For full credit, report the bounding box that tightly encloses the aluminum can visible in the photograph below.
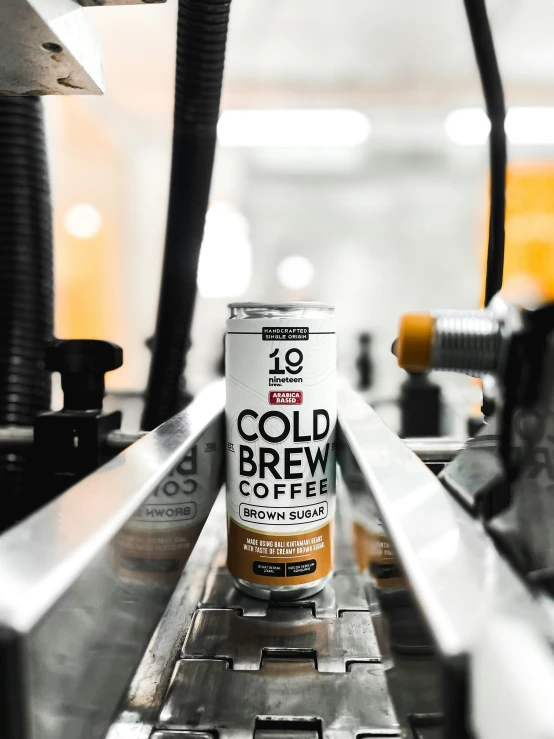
[113,423,223,584]
[225,302,336,599]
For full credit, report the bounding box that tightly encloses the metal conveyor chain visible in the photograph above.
[154,562,400,739]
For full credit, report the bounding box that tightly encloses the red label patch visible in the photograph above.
[268,391,303,405]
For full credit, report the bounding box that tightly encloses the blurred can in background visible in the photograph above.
[113,423,223,584]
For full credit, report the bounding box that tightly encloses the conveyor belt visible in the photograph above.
[107,466,446,739]
[155,489,399,738]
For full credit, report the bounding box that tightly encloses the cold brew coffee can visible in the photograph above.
[225,302,336,600]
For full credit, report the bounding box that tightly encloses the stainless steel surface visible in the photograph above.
[338,380,554,661]
[106,494,228,739]
[0,427,145,451]
[107,430,148,450]
[199,567,371,619]
[471,612,554,739]
[438,419,504,514]
[159,659,398,738]
[78,0,165,4]
[233,575,332,601]
[0,381,224,739]
[182,608,380,672]
[153,734,320,739]
[4,0,103,95]
[3,0,165,95]
[255,731,319,739]
[404,438,465,463]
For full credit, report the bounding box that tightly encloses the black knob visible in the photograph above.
[46,340,123,411]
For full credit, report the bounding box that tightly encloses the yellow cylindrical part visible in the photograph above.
[395,313,435,372]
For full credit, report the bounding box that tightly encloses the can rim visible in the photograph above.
[228,301,334,310]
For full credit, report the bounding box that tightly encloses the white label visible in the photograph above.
[226,316,337,535]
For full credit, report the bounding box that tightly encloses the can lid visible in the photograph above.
[228,301,333,310]
[228,302,334,319]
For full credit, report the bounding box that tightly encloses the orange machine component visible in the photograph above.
[395,313,434,372]
[485,164,554,305]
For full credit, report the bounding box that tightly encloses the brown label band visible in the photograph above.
[352,521,406,589]
[227,517,333,586]
[113,520,206,584]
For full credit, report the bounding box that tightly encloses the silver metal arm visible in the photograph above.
[339,381,551,657]
[0,381,224,739]
[5,0,166,96]
[338,381,554,737]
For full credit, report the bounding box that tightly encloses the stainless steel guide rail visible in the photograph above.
[338,382,554,738]
[0,381,225,739]
[339,382,554,658]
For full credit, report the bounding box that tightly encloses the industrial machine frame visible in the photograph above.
[0,381,551,739]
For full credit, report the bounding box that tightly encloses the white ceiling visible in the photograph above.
[87,0,554,121]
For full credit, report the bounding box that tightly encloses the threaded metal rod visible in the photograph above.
[431,310,502,374]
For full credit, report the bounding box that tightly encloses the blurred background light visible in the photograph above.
[217,109,371,148]
[506,107,554,145]
[64,203,103,239]
[444,108,491,145]
[197,203,252,299]
[277,255,315,290]
[446,107,554,145]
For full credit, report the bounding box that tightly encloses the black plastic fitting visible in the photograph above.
[46,339,123,411]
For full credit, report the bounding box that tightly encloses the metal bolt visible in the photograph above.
[431,310,502,375]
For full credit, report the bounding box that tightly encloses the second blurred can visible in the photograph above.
[225,302,337,600]
[113,422,223,584]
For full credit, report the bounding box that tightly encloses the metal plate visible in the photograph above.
[404,439,464,463]
[79,0,165,4]
[4,0,103,95]
[338,381,554,660]
[182,608,380,672]
[159,659,399,738]
[255,730,319,739]
[153,732,319,739]
[2,0,166,95]
[105,495,228,739]
[199,567,371,619]
[0,382,224,739]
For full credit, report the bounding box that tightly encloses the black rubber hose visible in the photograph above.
[0,98,54,511]
[463,0,507,305]
[141,0,232,430]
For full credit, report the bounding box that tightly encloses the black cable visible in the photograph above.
[142,0,232,430]
[0,98,54,525]
[463,0,507,305]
